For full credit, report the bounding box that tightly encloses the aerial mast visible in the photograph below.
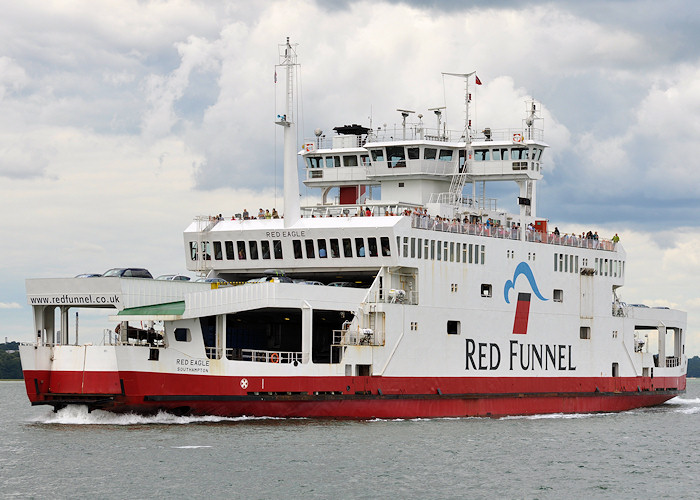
[276,37,301,227]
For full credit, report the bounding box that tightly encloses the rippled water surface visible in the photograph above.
[1,380,699,499]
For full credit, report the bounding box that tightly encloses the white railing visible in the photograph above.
[411,215,616,251]
[225,348,306,364]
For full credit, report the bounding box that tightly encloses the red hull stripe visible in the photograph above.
[23,369,686,418]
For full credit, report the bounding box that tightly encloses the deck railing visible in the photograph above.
[225,348,306,364]
[411,215,616,251]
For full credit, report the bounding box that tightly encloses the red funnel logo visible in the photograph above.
[512,292,531,335]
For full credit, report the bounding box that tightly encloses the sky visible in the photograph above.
[1,0,700,353]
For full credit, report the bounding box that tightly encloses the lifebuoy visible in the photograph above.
[270,353,279,363]
[513,133,523,142]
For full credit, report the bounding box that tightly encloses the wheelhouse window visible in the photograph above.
[424,148,437,160]
[360,154,370,166]
[407,147,419,160]
[189,242,198,261]
[343,155,358,167]
[473,149,490,161]
[439,149,453,161]
[174,328,191,342]
[386,146,406,168]
[306,156,322,169]
[201,241,211,260]
[325,155,340,168]
[370,149,385,162]
[342,238,353,257]
[213,241,223,260]
[511,148,528,160]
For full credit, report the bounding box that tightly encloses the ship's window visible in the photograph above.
[174,328,191,342]
[439,149,453,161]
[447,320,461,335]
[343,155,358,167]
[492,149,501,161]
[536,148,543,161]
[501,149,509,160]
[580,326,591,339]
[398,182,404,187]
[424,148,437,160]
[330,238,340,258]
[474,149,490,161]
[554,253,558,271]
[261,240,271,259]
[325,156,340,168]
[612,362,619,377]
[416,238,422,259]
[463,243,468,263]
[343,238,353,257]
[381,237,391,257]
[511,148,527,160]
[407,147,420,160]
[236,241,246,260]
[189,241,198,261]
[424,239,430,260]
[474,244,479,264]
[306,156,322,169]
[318,239,327,258]
[430,240,435,260]
[449,242,455,262]
[386,146,406,168]
[370,149,385,162]
[481,284,492,298]
[444,243,449,261]
[553,289,563,302]
[355,238,365,257]
[455,242,460,263]
[360,154,370,166]
[459,150,466,171]
[468,244,473,263]
[436,241,442,261]
[305,239,315,258]
[201,241,211,260]
[248,241,259,260]
[410,238,416,258]
[293,240,303,259]
[225,241,235,260]
[368,237,378,257]
[273,240,283,259]
[213,241,223,260]
[481,245,486,264]
[403,237,408,257]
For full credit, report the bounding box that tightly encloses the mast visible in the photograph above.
[443,71,476,207]
[276,37,301,227]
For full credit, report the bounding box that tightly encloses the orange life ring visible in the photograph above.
[513,133,523,142]
[270,353,279,363]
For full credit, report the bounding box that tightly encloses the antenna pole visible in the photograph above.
[277,37,301,227]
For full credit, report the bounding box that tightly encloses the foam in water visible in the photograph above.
[31,405,283,425]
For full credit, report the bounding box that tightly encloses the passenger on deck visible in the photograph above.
[272,208,279,218]
[258,208,265,219]
[243,209,250,220]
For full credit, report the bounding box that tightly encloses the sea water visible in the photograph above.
[1,379,698,499]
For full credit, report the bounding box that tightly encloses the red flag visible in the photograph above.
[475,75,482,85]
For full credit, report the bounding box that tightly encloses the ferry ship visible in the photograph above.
[20,39,687,418]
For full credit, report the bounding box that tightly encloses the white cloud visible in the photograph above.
[0,302,21,309]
